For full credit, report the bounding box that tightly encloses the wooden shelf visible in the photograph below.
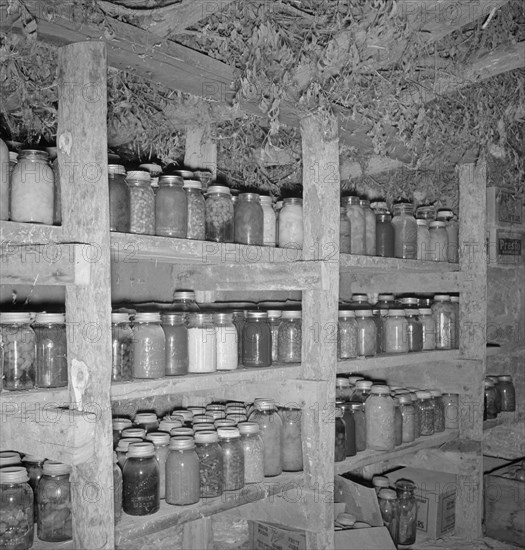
[338,349,460,371]
[0,220,64,244]
[339,254,461,273]
[334,429,459,473]
[115,471,303,544]
[483,412,522,431]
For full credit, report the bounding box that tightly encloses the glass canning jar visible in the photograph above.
[430,390,445,433]
[111,313,133,382]
[355,310,377,357]
[213,313,238,371]
[116,439,143,470]
[134,412,159,433]
[10,149,54,224]
[242,311,271,367]
[217,427,244,491]
[277,310,302,363]
[351,380,373,403]
[337,310,357,359]
[334,408,346,462]
[428,221,448,262]
[22,455,44,523]
[497,375,516,412]
[484,380,498,420]
[122,442,159,515]
[187,313,217,373]
[127,170,155,235]
[395,480,417,546]
[238,422,264,483]
[405,309,423,352]
[132,312,165,378]
[194,431,223,498]
[348,293,372,310]
[417,391,434,436]
[37,461,72,542]
[0,312,36,390]
[205,185,234,242]
[378,489,399,546]
[360,199,376,255]
[376,212,395,257]
[145,431,170,499]
[161,313,188,376]
[365,385,395,451]
[336,377,353,401]
[280,407,303,471]
[419,308,436,350]
[431,295,454,350]
[417,218,431,260]
[183,180,206,240]
[234,193,264,245]
[342,196,365,255]
[165,436,200,506]
[339,402,356,457]
[33,312,67,388]
[278,198,303,249]
[442,393,459,429]
[393,397,403,446]
[437,209,459,263]
[260,196,276,246]
[339,207,351,254]
[251,399,283,476]
[172,290,199,318]
[112,417,133,448]
[392,203,417,259]
[108,164,130,232]
[0,467,34,549]
[267,310,282,363]
[155,175,187,238]
[399,394,416,443]
[350,402,366,452]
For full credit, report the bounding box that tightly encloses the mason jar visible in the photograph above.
[392,203,417,259]
[132,312,165,378]
[122,442,159,515]
[213,313,238,371]
[145,431,170,499]
[351,379,373,403]
[416,205,435,222]
[116,438,146,469]
[108,164,130,232]
[428,221,449,262]
[217,427,244,491]
[194,431,223,498]
[355,310,377,357]
[417,218,431,260]
[187,313,216,373]
[338,310,357,359]
[342,196,365,255]
[278,198,303,249]
[334,407,346,462]
[419,308,436,350]
[429,389,445,433]
[366,385,395,451]
[238,422,264,484]
[205,185,234,242]
[155,174,187,238]
[376,212,395,257]
[259,196,276,246]
[450,295,459,349]
[484,380,498,420]
[161,313,188,376]
[431,295,454,350]
[183,180,206,240]
[437,209,459,263]
[417,391,435,435]
[339,207,351,254]
[0,452,21,470]
[360,199,376,256]
[378,489,399,546]
[277,310,302,363]
[134,412,159,433]
[234,193,264,245]
[497,375,516,412]
[267,310,282,363]
[339,402,356,457]
[336,377,352,401]
[251,398,283,476]
[33,312,67,388]
[399,394,416,443]
[242,311,271,367]
[372,475,390,494]
[442,393,459,429]
[350,402,366,452]
[22,455,44,523]
[172,290,199,319]
[128,170,155,235]
[113,452,122,524]
[111,312,133,382]
[165,436,200,505]
[274,200,283,242]
[232,310,246,364]
[280,407,303,471]
[405,309,423,352]
[395,480,417,546]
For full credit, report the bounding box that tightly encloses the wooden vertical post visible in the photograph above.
[457,160,487,539]
[58,42,114,549]
[184,124,217,178]
[300,112,340,550]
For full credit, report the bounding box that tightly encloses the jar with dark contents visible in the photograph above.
[417,391,434,436]
[395,479,417,546]
[450,296,459,349]
[392,203,417,259]
[339,402,356,457]
[378,489,399,546]
[165,436,200,506]
[484,380,498,420]
[267,310,282,363]
[116,438,142,469]
[183,180,206,240]
[405,309,423,352]
[22,455,44,523]
[112,417,133,449]
[334,407,346,462]
[360,199,376,256]
[205,185,234,242]
[429,390,445,432]
[108,164,130,232]
[497,375,516,412]
[339,207,351,254]
[217,427,244,491]
[195,431,223,498]
[242,311,272,367]
[37,461,72,541]
[351,402,366,452]
[336,378,353,401]
[0,467,34,549]
[111,312,133,382]
[431,295,454,350]
[393,397,403,446]
[113,452,122,524]
[337,310,357,359]
[132,312,166,378]
[251,399,283,476]
[234,193,264,245]
[33,312,68,388]
[134,412,159,433]
[355,310,377,357]
[277,310,302,363]
[376,212,395,257]
[161,313,188,376]
[351,380,373,403]
[146,431,170,500]
[127,171,155,235]
[280,407,303,471]
[410,393,421,437]
[155,174,187,238]
[122,442,159,516]
[238,422,264,484]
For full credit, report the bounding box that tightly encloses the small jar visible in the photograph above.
[428,221,449,262]
[165,436,200,505]
[383,309,408,353]
[132,312,166,378]
[260,196,276,246]
[0,312,36,390]
[405,309,423,352]
[187,313,217,373]
[251,399,283,476]
[360,199,376,256]
[280,407,303,471]
[355,310,377,357]
[10,149,54,224]
[339,402,356,457]
[442,393,459,429]
[417,391,434,436]
[277,310,302,363]
[111,313,133,382]
[213,313,238,371]
[108,164,130,232]
[218,427,244,491]
[116,438,142,469]
[392,203,417,259]
[378,489,399,546]
[419,308,436,350]
[161,313,188,376]
[155,174,187,237]
[183,180,206,240]
[395,479,417,546]
[134,412,159,433]
[375,212,395,257]
[431,295,454,350]
[205,185,234,242]
[351,380,373,403]
[128,170,155,235]
[194,431,224,498]
[372,476,390,494]
[416,218,431,260]
[337,310,357,359]
[0,452,21,469]
[242,311,272,367]
[366,385,395,450]
[112,417,133,448]
[484,380,498,420]
[437,209,459,263]
[238,422,264,484]
[278,198,303,249]
[122,442,160,515]
[399,395,416,443]
[234,193,264,245]
[37,461,72,541]
[496,375,516,412]
[334,407,346,462]
[0,467,34,549]
[430,390,445,433]
[113,452,122,524]
[33,312,68,388]
[339,207,351,254]
[146,431,170,499]
[22,455,44,523]
[342,196,365,255]
[172,290,200,319]
[267,310,282,363]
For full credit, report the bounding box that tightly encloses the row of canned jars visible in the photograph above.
[112,398,302,516]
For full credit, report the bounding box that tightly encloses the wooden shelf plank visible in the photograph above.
[335,429,459,473]
[483,412,523,431]
[115,472,304,544]
[339,254,461,272]
[0,220,64,244]
[338,349,459,371]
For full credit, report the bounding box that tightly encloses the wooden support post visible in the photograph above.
[184,124,217,178]
[300,112,340,550]
[58,42,114,548]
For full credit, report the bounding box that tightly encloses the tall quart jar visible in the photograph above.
[0,467,34,549]
[334,407,346,462]
[351,402,366,452]
[146,431,170,499]
[0,312,36,390]
[33,312,67,388]
[419,308,436,350]
[442,393,459,429]
[22,455,44,523]
[194,431,223,498]
[416,218,431,260]
[187,313,217,373]
[339,206,351,254]
[165,436,200,506]
[339,402,356,457]
[37,461,72,541]
[428,221,449,262]
[395,479,418,546]
[497,375,516,412]
[0,138,8,220]
[337,310,357,359]
[360,199,376,255]
[116,438,141,469]
[10,149,54,224]
[111,312,133,382]
[205,185,234,242]
[431,295,454,350]
[235,193,264,245]
[437,209,459,263]
[277,310,302,363]
[213,313,238,371]
[430,390,445,433]
[128,170,155,235]
[155,175,187,238]
[376,212,395,257]
[274,200,283,242]
[417,391,434,436]
[355,310,377,357]
[365,385,395,451]
[267,310,282,363]
[251,398,283,476]
[232,310,245,364]
[218,427,244,491]
[484,380,498,420]
[405,309,423,352]
[122,442,159,515]
[132,312,165,378]
[242,311,271,367]
[260,196,276,246]
[375,294,395,352]
[399,394,416,443]
[378,489,399,546]
[161,313,188,376]
[281,407,303,471]
[108,164,130,232]
[392,203,417,259]
[278,198,303,249]
[238,422,264,483]
[183,180,206,240]
[343,196,365,255]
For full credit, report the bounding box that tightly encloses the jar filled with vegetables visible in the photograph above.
[238,422,264,484]
[132,312,165,378]
[342,196,365,255]
[338,310,357,359]
[165,436,200,506]
[429,389,445,432]
[259,196,276,246]
[334,407,346,462]
[339,207,351,254]
[251,398,283,476]
[392,203,417,259]
[405,309,423,352]
[431,295,454,350]
[419,308,436,350]
[161,313,188,376]
[108,164,130,232]
[242,311,272,367]
[218,427,244,491]
[194,431,223,498]
[366,385,395,451]
[183,180,206,240]
[187,313,217,373]
[360,199,376,256]
[280,407,303,471]
[213,313,238,371]
[146,431,170,499]
[111,313,133,382]
[122,442,159,515]
[416,391,434,436]
[437,209,459,263]
[155,175,187,238]
[33,312,67,388]
[376,212,395,257]
[355,310,377,357]
[22,455,44,523]
[277,310,302,363]
[205,185,234,242]
[278,198,303,249]
[234,193,264,245]
[128,170,155,235]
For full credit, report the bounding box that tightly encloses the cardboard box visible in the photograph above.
[386,467,457,539]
